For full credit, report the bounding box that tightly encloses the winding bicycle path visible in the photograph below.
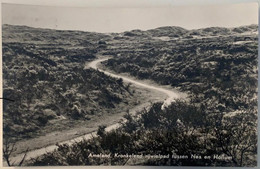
[7,57,185,166]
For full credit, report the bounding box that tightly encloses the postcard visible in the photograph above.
[1,0,258,167]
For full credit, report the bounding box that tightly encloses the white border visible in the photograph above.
[0,0,259,169]
[0,0,258,7]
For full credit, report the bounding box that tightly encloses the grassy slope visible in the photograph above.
[2,24,162,147]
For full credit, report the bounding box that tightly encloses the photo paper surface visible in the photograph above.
[1,1,258,167]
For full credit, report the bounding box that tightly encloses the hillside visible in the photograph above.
[105,25,258,102]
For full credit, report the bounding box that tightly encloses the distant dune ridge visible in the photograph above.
[3,24,258,40]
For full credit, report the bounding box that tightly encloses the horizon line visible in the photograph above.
[2,23,258,34]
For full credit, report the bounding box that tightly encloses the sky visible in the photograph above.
[2,2,258,33]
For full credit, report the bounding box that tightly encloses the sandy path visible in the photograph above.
[7,57,185,166]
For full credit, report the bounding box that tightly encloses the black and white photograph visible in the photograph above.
[1,0,258,167]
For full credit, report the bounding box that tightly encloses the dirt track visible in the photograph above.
[7,57,186,166]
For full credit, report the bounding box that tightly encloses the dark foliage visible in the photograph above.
[2,25,133,140]
[3,24,257,167]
